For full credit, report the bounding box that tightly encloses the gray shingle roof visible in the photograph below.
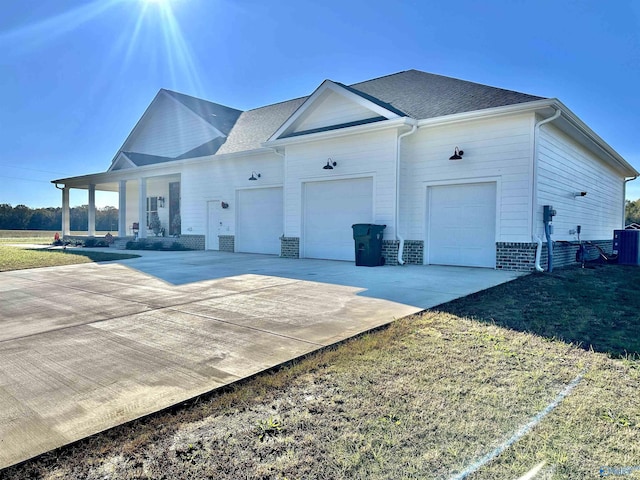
[215,97,307,155]
[162,89,242,136]
[350,69,545,119]
[123,152,175,167]
[134,70,545,162]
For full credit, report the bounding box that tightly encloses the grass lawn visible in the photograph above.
[1,265,639,479]
[0,246,139,271]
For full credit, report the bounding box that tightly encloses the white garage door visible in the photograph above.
[427,182,496,268]
[304,178,373,261]
[236,187,283,255]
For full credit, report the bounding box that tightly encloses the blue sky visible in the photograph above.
[1,0,639,208]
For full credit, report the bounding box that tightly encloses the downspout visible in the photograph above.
[396,120,418,265]
[532,108,561,272]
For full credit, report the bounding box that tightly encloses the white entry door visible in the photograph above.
[427,182,496,268]
[206,200,220,250]
[303,177,373,261]
[236,187,283,254]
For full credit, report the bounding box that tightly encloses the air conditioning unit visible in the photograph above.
[613,230,640,265]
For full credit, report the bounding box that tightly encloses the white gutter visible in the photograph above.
[395,121,418,265]
[531,108,562,239]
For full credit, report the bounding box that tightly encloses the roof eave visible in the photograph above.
[417,98,638,177]
[263,117,415,148]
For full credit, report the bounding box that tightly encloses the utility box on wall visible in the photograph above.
[613,230,640,265]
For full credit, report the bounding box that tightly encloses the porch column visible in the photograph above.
[61,187,70,236]
[118,180,127,237]
[138,177,148,238]
[88,184,96,237]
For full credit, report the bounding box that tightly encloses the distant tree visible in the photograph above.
[626,199,640,226]
[0,204,118,231]
[96,206,119,232]
[11,205,32,230]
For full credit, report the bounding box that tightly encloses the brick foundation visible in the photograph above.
[218,235,235,252]
[280,237,300,258]
[497,239,614,271]
[381,240,424,266]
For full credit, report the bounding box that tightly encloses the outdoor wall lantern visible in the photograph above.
[157,196,165,208]
[221,201,229,209]
[248,171,261,181]
[323,158,337,170]
[449,147,464,160]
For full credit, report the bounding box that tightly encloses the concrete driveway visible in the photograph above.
[0,250,521,469]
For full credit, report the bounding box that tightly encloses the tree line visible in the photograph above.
[1,200,639,232]
[627,199,640,226]
[0,204,119,232]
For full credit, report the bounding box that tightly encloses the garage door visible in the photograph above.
[236,187,283,254]
[427,182,496,268]
[303,178,373,261]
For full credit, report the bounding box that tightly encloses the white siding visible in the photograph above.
[537,124,624,240]
[125,94,220,158]
[283,129,398,240]
[293,91,379,133]
[402,113,534,243]
[180,153,284,237]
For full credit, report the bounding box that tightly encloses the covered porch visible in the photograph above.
[52,171,181,240]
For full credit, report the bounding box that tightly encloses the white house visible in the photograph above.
[52,69,638,271]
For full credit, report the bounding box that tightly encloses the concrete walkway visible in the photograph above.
[0,250,521,469]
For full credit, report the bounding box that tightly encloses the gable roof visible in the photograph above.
[111,70,547,164]
[349,69,544,120]
[268,79,404,141]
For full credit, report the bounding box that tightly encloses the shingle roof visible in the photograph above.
[349,69,545,119]
[215,97,307,155]
[123,151,175,167]
[162,89,242,136]
[135,70,545,161]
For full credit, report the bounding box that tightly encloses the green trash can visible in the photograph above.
[352,224,386,266]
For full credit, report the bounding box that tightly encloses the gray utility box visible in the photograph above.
[613,229,640,265]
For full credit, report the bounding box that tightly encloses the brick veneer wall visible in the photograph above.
[381,240,424,266]
[497,239,614,271]
[218,235,235,252]
[280,237,300,258]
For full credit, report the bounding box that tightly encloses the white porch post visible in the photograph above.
[138,177,148,238]
[61,187,70,236]
[88,184,96,236]
[118,180,127,237]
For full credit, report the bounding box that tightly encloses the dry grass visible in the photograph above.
[0,245,139,271]
[1,266,639,479]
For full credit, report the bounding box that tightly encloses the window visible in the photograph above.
[146,197,158,227]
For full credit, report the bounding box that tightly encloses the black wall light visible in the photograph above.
[449,147,464,160]
[248,171,261,181]
[323,159,337,170]
[221,201,229,209]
